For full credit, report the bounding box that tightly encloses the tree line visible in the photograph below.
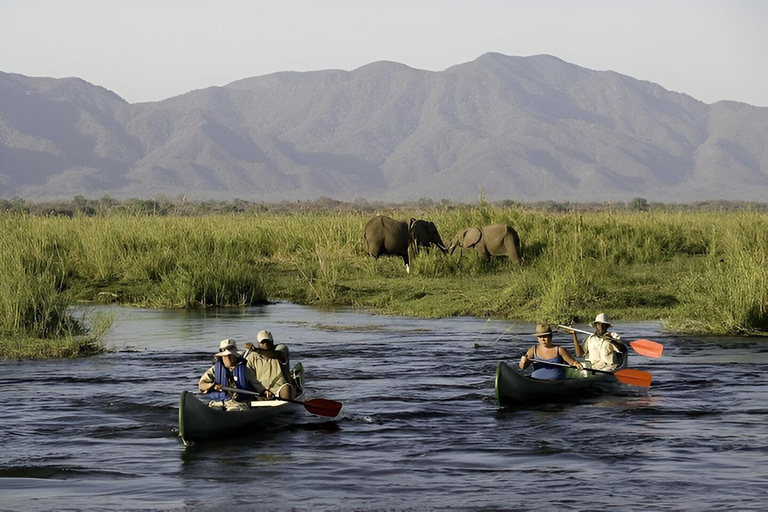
[3,195,768,217]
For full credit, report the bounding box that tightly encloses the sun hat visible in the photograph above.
[591,313,613,327]
[531,323,555,336]
[257,330,274,343]
[215,339,238,357]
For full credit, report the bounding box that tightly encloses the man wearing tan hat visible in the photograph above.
[244,330,295,399]
[564,313,627,371]
[199,339,268,410]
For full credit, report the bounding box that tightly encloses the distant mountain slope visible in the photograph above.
[1,53,767,202]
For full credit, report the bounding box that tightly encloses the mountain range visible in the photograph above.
[1,52,767,202]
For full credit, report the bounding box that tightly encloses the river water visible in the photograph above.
[0,302,766,511]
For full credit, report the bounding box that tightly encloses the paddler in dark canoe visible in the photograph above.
[198,339,272,410]
[562,313,628,371]
[519,323,584,379]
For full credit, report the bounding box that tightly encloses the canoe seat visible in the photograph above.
[291,362,304,395]
[275,343,297,390]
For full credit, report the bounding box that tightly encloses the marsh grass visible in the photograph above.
[3,205,768,359]
[672,213,768,334]
[0,217,81,339]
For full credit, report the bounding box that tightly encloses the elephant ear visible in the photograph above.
[465,227,482,247]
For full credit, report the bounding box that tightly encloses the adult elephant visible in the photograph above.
[449,225,522,264]
[363,216,447,273]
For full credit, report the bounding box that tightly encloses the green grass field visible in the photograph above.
[2,203,768,358]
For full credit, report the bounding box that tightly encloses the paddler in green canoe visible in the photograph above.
[520,323,584,379]
[563,313,628,371]
[198,339,271,411]
[243,330,295,400]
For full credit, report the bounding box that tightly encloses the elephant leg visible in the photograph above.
[504,237,521,263]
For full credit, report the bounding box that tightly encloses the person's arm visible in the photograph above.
[519,347,535,369]
[558,347,584,370]
[198,366,217,393]
[563,328,585,357]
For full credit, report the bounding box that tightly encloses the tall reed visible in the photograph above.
[3,205,768,350]
[0,215,98,357]
[672,213,768,334]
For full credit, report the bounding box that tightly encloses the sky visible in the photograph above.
[1,0,767,106]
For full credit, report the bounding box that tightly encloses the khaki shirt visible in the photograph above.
[245,350,288,394]
[581,333,624,371]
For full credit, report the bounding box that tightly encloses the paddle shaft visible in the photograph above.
[220,386,342,417]
[557,325,601,337]
[531,358,612,375]
[530,359,652,387]
[557,324,663,358]
[220,386,300,404]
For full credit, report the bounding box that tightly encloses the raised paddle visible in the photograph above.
[220,386,342,417]
[530,359,653,387]
[627,339,664,358]
[557,324,664,358]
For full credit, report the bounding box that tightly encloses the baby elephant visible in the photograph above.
[449,225,522,264]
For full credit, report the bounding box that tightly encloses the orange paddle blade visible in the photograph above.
[303,398,343,417]
[630,339,664,358]
[614,368,653,387]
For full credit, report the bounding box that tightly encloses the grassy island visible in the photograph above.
[2,196,768,358]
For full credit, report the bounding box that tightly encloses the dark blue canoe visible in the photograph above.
[495,361,623,407]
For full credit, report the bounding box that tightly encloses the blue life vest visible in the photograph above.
[208,357,258,402]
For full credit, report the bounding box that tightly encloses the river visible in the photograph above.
[0,302,766,511]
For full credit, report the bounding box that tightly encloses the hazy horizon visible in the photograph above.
[1,0,767,106]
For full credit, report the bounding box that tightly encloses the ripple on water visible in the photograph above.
[1,304,767,510]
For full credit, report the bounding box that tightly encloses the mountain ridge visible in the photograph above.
[1,53,766,202]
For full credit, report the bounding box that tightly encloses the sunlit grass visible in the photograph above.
[2,205,768,360]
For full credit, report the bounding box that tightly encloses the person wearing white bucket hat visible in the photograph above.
[198,339,268,410]
[562,313,627,371]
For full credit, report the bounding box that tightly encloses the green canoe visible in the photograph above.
[495,361,623,407]
[179,363,306,445]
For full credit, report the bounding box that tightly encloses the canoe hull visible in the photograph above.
[495,361,621,407]
[179,391,305,445]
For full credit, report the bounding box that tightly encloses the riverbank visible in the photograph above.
[2,202,767,358]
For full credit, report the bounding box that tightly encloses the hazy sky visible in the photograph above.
[2,0,766,106]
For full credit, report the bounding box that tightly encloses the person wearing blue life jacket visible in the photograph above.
[519,324,583,380]
[198,339,269,411]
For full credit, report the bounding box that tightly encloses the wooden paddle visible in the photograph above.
[557,324,664,358]
[220,386,342,417]
[531,359,653,387]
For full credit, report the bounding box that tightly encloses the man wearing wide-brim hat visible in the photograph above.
[198,339,268,410]
[562,313,627,371]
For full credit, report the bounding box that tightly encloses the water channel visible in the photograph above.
[0,302,766,510]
